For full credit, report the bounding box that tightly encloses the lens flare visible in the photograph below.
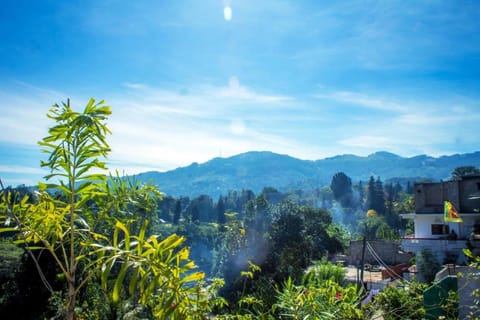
[224,6,232,21]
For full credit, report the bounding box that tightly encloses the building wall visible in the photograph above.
[414,176,480,213]
[459,176,480,212]
[434,266,480,319]
[412,177,480,240]
[413,215,465,238]
[414,181,460,213]
[348,240,413,266]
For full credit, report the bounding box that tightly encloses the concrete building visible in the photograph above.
[401,175,480,265]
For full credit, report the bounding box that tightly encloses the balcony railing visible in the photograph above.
[400,237,467,253]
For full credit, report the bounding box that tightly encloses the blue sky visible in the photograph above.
[1,0,479,187]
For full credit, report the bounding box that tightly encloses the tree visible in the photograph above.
[367,176,386,215]
[187,194,214,222]
[255,193,271,234]
[330,172,353,207]
[302,206,343,260]
[417,249,441,283]
[265,201,309,282]
[0,99,208,319]
[374,177,386,215]
[452,166,480,179]
[367,176,376,211]
[173,199,181,224]
[356,180,365,208]
[406,181,413,194]
[217,196,226,224]
[31,98,112,319]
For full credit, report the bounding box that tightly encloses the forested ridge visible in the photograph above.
[134,150,480,199]
[1,99,479,319]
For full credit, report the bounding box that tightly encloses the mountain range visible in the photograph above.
[134,151,480,199]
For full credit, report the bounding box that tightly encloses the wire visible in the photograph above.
[366,241,405,280]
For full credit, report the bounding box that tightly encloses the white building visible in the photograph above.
[401,176,480,265]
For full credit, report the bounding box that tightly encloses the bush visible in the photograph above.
[366,281,427,320]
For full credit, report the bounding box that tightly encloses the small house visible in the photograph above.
[401,175,480,265]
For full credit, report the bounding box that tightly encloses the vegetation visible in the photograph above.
[417,249,442,284]
[1,98,477,319]
[366,281,427,320]
[463,249,480,319]
[330,172,354,207]
[451,166,480,179]
[0,99,209,319]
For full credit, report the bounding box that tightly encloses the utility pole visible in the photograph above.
[360,235,366,291]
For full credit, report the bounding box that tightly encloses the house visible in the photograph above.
[401,175,480,265]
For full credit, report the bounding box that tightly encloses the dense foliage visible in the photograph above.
[365,281,427,320]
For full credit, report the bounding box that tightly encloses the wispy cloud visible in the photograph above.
[0,83,66,145]
[289,1,480,72]
[215,76,290,103]
[317,91,406,112]
[311,88,480,157]
[0,165,46,175]
[338,135,391,149]
[98,78,298,173]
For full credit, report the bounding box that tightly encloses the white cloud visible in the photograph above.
[229,119,246,135]
[338,135,391,149]
[314,89,480,157]
[317,90,406,112]
[102,78,297,173]
[0,92,55,145]
[215,76,290,103]
[0,165,46,175]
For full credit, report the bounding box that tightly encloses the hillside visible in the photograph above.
[134,151,480,198]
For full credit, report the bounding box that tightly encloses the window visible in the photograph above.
[431,224,449,235]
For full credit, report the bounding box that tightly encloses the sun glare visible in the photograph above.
[229,119,246,135]
[224,6,232,21]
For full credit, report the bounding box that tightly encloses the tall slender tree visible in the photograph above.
[173,199,181,224]
[217,196,226,224]
[330,172,353,207]
[374,177,386,215]
[367,176,376,211]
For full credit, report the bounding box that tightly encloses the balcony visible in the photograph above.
[400,237,469,264]
[401,237,467,252]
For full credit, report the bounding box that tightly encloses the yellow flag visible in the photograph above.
[444,201,462,223]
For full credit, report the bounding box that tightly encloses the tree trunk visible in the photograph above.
[66,278,76,320]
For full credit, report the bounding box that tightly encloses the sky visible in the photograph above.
[1,0,480,187]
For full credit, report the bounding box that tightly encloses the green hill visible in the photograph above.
[134,151,480,198]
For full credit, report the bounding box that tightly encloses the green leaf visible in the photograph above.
[181,271,205,283]
[0,227,19,233]
[112,260,129,303]
[137,220,149,255]
[114,220,130,250]
[101,259,115,291]
[128,269,139,296]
